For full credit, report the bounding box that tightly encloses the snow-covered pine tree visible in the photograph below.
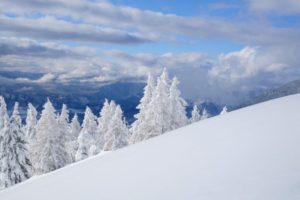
[102,100,118,151]
[58,104,70,134]
[70,114,81,138]
[25,103,38,165]
[160,67,171,86]
[68,114,81,161]
[220,106,228,115]
[24,103,38,140]
[0,102,31,188]
[144,69,172,139]
[31,99,70,174]
[0,96,8,130]
[109,101,117,117]
[0,96,9,188]
[58,104,75,162]
[201,108,209,120]
[130,73,155,144]
[104,105,129,151]
[96,99,111,150]
[75,107,97,161]
[169,77,188,129]
[191,105,201,123]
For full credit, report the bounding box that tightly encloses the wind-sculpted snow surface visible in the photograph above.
[1,95,300,200]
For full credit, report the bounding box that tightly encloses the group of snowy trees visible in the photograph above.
[0,68,217,189]
[76,100,130,161]
[130,68,209,143]
[0,100,31,188]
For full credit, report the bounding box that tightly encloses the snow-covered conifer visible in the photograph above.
[169,77,188,129]
[160,67,171,87]
[67,114,81,161]
[191,105,201,123]
[31,99,70,174]
[0,96,9,188]
[109,101,117,116]
[104,105,129,151]
[96,99,111,149]
[0,102,31,188]
[24,103,38,140]
[25,103,38,165]
[220,106,228,115]
[201,109,209,120]
[130,74,155,143]
[58,104,70,134]
[70,114,81,138]
[75,107,97,161]
[88,145,98,156]
[58,104,75,159]
[145,72,172,139]
[0,96,8,130]
[102,100,119,151]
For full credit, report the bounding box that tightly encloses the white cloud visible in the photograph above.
[207,45,300,102]
[208,47,290,82]
[248,0,300,15]
[0,15,150,44]
[33,73,56,83]
[0,0,299,46]
[209,47,258,81]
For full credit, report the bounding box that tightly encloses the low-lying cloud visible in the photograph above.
[1,37,299,104]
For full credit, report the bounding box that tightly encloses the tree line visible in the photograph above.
[0,68,225,189]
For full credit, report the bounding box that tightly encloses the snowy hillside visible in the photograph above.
[1,94,300,200]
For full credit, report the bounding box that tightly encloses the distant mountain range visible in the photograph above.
[0,76,224,124]
[1,70,299,124]
[0,74,144,123]
[237,79,300,109]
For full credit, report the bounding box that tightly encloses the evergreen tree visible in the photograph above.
[102,101,118,151]
[145,71,172,139]
[160,67,171,87]
[104,105,129,151]
[96,99,111,150]
[220,106,228,115]
[201,109,209,120]
[109,101,117,117]
[169,77,188,129]
[0,96,8,130]
[0,96,9,188]
[130,74,155,144]
[0,102,31,188]
[75,107,97,161]
[25,103,38,140]
[58,104,70,135]
[31,99,70,174]
[68,114,81,161]
[191,105,201,123]
[25,103,38,165]
[70,114,81,139]
[58,104,75,162]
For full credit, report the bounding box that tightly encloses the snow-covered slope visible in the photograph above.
[1,94,300,200]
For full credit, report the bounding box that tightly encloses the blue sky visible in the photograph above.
[84,0,248,54]
[0,0,299,103]
[112,0,206,15]
[111,0,243,17]
[59,0,299,54]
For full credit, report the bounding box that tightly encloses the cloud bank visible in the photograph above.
[0,0,299,104]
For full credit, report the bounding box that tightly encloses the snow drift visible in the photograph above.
[1,94,300,200]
